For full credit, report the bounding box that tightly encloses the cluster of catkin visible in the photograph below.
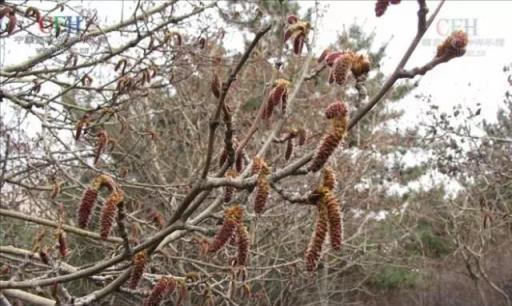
[305,168,343,271]
[318,50,371,86]
[77,174,124,240]
[308,101,349,172]
[128,252,186,306]
[208,205,250,266]
[252,157,271,215]
[263,79,290,120]
[74,112,115,165]
[284,15,311,55]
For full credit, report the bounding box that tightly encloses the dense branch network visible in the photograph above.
[0,1,478,305]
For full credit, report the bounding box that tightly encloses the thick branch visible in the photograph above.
[0,209,123,243]
[397,53,459,78]
[1,290,54,306]
[270,182,310,205]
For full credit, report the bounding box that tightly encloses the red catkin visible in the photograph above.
[323,189,343,251]
[99,190,124,239]
[252,157,270,214]
[305,202,328,271]
[332,54,352,86]
[293,32,305,55]
[254,175,270,215]
[236,224,250,266]
[309,101,348,172]
[235,151,245,173]
[264,79,289,119]
[219,148,228,167]
[283,21,311,54]
[77,188,98,228]
[208,205,243,253]
[128,250,148,289]
[324,101,348,119]
[144,277,176,306]
[309,133,342,173]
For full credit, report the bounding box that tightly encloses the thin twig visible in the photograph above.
[201,24,272,179]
